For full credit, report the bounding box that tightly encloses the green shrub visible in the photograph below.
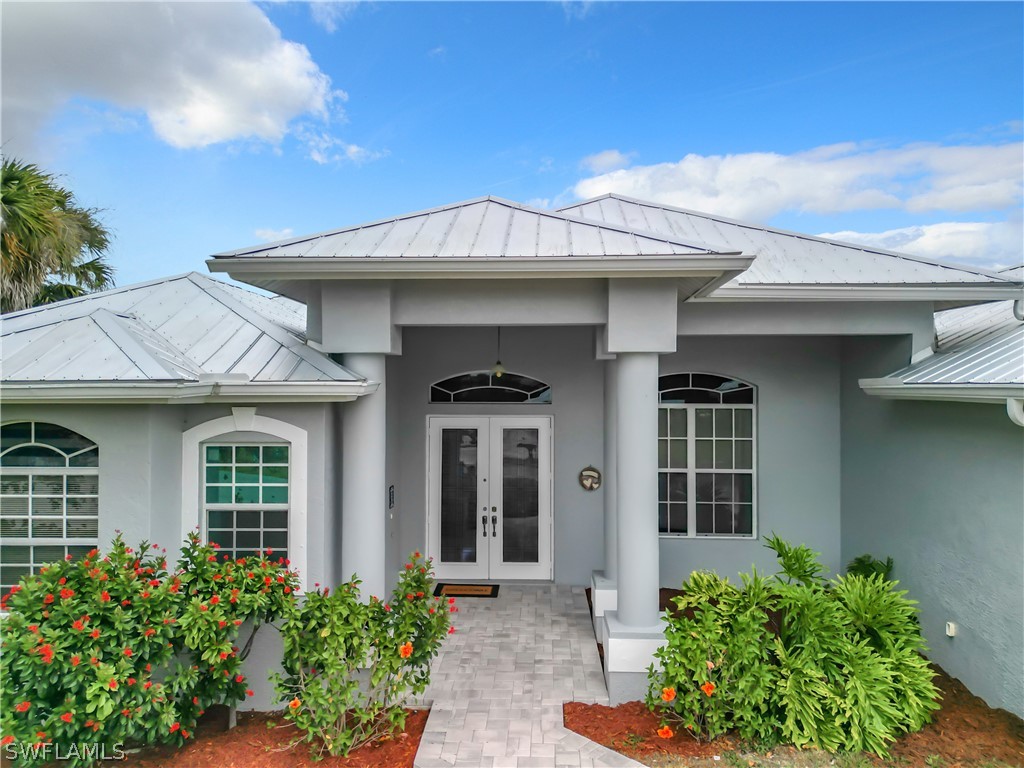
[270,552,452,758]
[646,571,780,744]
[846,554,895,581]
[0,532,297,766]
[647,536,939,757]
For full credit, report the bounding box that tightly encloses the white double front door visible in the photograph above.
[427,416,552,581]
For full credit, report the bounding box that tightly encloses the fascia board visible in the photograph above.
[858,378,1024,403]
[0,380,378,404]
[701,285,1024,301]
[206,255,754,281]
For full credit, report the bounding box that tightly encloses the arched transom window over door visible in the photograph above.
[657,373,756,538]
[0,422,100,593]
[430,371,551,404]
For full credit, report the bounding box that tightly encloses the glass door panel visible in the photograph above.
[439,428,478,564]
[500,428,539,563]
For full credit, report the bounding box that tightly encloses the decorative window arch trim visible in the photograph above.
[658,371,757,405]
[181,408,307,587]
[429,370,552,404]
[0,421,101,593]
[657,372,757,539]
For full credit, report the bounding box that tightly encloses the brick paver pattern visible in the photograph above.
[413,584,643,768]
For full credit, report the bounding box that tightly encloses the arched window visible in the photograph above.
[430,371,551,404]
[657,373,756,538]
[181,410,308,589]
[0,422,99,593]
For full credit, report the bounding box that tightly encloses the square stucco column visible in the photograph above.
[341,353,387,600]
[614,351,660,627]
[591,357,620,641]
[603,357,618,584]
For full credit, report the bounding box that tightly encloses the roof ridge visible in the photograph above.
[89,309,195,380]
[212,196,734,259]
[0,272,201,326]
[194,276,356,380]
[562,194,1015,283]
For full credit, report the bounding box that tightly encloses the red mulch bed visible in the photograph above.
[564,669,1024,767]
[122,708,429,768]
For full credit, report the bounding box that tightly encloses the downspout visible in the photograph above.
[1013,300,1023,322]
[1007,398,1024,428]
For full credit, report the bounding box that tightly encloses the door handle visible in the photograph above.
[491,514,497,537]
[482,514,488,537]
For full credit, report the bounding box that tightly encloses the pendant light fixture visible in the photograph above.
[491,326,505,378]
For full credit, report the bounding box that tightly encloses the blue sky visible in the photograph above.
[3,1,1022,286]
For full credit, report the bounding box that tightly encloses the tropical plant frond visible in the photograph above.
[1,157,113,312]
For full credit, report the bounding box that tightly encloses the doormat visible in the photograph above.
[433,583,499,598]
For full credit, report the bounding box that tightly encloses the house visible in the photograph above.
[1,195,1021,713]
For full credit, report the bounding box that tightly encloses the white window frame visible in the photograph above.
[0,422,100,592]
[181,408,307,588]
[658,378,757,540]
[203,443,291,562]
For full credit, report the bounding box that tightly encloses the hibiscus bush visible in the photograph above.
[271,551,454,758]
[0,531,298,766]
[647,536,939,757]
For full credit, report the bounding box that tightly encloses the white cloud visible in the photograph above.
[819,219,1023,268]
[2,2,342,152]
[525,198,551,209]
[255,227,294,242]
[573,141,1023,220]
[561,1,595,20]
[428,45,447,58]
[309,2,359,34]
[298,129,388,165]
[580,149,634,174]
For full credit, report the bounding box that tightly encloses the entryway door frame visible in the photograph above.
[426,415,553,582]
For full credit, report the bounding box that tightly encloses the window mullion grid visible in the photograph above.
[686,407,696,538]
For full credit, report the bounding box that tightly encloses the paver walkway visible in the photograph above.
[413,584,643,768]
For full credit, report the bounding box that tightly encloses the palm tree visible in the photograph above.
[1,158,114,312]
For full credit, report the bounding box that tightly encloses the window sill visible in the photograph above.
[658,534,757,541]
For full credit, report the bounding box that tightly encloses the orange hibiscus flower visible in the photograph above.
[701,681,716,697]
[399,641,413,659]
[657,725,674,739]
[661,687,676,702]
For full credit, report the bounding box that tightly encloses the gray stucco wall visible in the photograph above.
[390,325,606,587]
[1,404,185,548]
[840,337,1024,717]
[1,402,337,587]
[658,336,843,586]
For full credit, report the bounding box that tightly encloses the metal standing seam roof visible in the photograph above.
[870,266,1024,389]
[558,194,1016,288]
[211,196,737,260]
[0,273,361,385]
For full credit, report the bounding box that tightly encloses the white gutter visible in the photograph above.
[0,379,379,404]
[859,377,1024,407]
[206,254,754,281]
[1007,398,1024,427]
[701,285,1024,301]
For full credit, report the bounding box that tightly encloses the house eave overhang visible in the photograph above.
[206,254,754,281]
[0,380,380,405]
[858,378,1024,404]
[701,284,1024,301]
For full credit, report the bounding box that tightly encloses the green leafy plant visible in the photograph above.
[647,537,939,758]
[0,532,297,766]
[271,552,453,758]
[763,534,825,586]
[647,570,781,744]
[846,554,894,581]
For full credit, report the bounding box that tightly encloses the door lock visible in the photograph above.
[490,515,497,537]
